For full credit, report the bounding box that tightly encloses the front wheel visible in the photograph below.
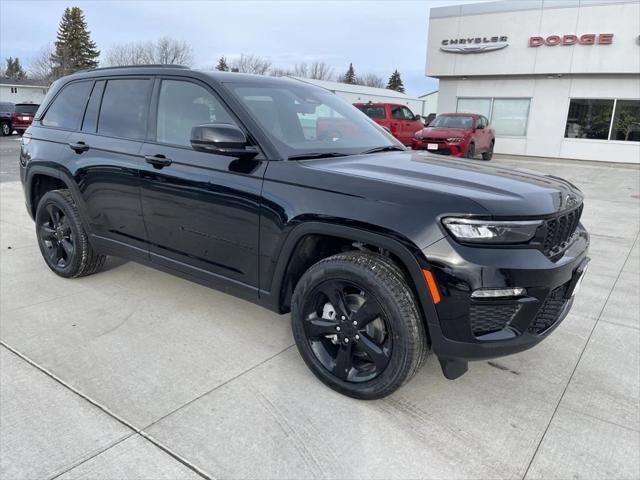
[465,142,475,159]
[291,252,427,399]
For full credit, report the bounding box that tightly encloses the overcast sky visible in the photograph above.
[0,0,476,96]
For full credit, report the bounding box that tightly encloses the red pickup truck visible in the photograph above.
[354,102,424,146]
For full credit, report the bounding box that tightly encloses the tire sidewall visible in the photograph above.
[35,191,85,278]
[1,122,10,136]
[466,142,475,158]
[292,260,416,399]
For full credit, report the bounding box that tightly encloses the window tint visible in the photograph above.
[356,105,385,119]
[564,99,614,140]
[401,107,415,120]
[82,80,105,133]
[430,115,474,129]
[42,81,92,130]
[156,80,236,147]
[611,100,640,142]
[98,79,150,140]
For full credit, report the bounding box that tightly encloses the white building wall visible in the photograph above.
[0,85,48,104]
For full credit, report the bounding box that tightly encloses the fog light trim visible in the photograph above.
[471,287,527,299]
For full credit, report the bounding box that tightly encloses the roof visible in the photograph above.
[419,91,438,98]
[0,78,49,87]
[429,0,637,18]
[289,77,422,101]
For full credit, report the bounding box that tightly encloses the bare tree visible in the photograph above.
[292,63,308,78]
[28,45,56,82]
[269,66,294,77]
[105,37,193,66]
[232,54,271,75]
[308,61,333,80]
[356,73,385,88]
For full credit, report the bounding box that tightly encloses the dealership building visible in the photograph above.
[426,0,640,163]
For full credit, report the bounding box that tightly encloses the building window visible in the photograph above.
[457,97,531,136]
[10,87,18,94]
[564,99,639,142]
[611,100,640,142]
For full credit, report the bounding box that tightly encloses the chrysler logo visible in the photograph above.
[441,36,508,54]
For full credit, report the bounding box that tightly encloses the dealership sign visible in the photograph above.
[441,36,508,54]
[529,33,614,47]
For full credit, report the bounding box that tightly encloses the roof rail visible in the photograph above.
[77,64,189,73]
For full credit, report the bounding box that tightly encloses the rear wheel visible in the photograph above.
[1,122,11,136]
[482,141,494,161]
[35,189,106,278]
[465,142,475,159]
[291,251,427,399]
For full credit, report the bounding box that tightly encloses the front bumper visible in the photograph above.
[420,225,589,372]
[412,139,466,157]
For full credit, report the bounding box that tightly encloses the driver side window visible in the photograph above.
[156,80,237,147]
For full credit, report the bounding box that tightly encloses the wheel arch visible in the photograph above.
[268,221,438,336]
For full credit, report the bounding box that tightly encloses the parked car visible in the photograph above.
[413,112,495,160]
[11,103,40,135]
[354,102,424,146]
[0,101,15,136]
[19,67,589,399]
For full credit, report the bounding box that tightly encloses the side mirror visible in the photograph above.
[476,124,484,130]
[191,124,259,158]
[414,114,422,121]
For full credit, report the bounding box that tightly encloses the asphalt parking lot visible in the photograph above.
[0,134,638,479]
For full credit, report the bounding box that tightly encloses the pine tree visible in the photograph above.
[50,7,100,78]
[386,69,405,93]
[230,66,240,73]
[4,57,26,80]
[216,56,229,71]
[341,63,356,84]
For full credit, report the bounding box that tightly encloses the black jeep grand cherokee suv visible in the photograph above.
[19,66,589,399]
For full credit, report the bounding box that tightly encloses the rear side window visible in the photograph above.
[98,79,150,140]
[82,80,105,133]
[357,105,385,119]
[42,81,92,130]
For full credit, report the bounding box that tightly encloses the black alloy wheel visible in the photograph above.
[291,252,427,399]
[302,279,392,383]
[38,203,74,269]
[35,189,106,278]
[482,141,494,161]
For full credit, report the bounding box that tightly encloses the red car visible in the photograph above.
[354,102,424,146]
[413,113,495,160]
[12,103,39,135]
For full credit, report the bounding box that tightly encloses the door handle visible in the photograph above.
[68,141,89,153]
[145,155,172,169]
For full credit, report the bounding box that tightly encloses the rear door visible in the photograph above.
[139,77,265,290]
[65,77,152,255]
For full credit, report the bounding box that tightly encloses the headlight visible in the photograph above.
[446,137,464,142]
[442,218,542,244]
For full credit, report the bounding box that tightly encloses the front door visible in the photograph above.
[139,78,265,291]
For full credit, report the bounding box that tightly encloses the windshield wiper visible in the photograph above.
[360,146,406,155]
[287,152,350,160]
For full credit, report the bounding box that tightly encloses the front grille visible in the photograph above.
[422,137,446,144]
[528,283,569,334]
[543,204,583,256]
[470,304,521,336]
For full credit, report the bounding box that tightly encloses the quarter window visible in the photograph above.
[156,79,236,147]
[42,81,93,130]
[98,79,150,140]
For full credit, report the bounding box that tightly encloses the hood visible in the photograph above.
[420,127,470,138]
[301,151,583,217]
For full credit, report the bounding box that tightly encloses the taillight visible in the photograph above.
[11,112,17,121]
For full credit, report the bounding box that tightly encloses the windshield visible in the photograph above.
[15,104,39,114]
[228,82,401,158]
[430,115,475,129]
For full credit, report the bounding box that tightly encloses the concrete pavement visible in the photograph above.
[1,135,638,479]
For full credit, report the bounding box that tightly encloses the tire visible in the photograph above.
[1,122,11,136]
[291,251,428,399]
[466,142,475,159]
[482,141,494,161]
[16,129,25,136]
[35,189,106,278]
